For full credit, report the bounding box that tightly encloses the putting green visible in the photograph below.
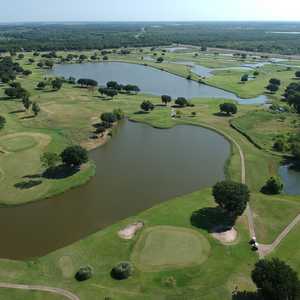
[0,135,37,152]
[131,226,211,271]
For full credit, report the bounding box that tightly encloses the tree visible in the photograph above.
[252,258,300,300]
[175,97,188,107]
[61,145,88,167]
[32,102,40,116]
[123,84,140,93]
[51,78,63,91]
[23,70,32,76]
[105,89,118,99]
[212,181,250,220]
[241,74,249,82]
[45,60,54,69]
[111,262,133,280]
[161,95,172,106]
[269,78,281,86]
[37,81,46,90]
[40,152,60,170]
[100,112,117,124]
[22,96,32,110]
[106,81,120,90]
[156,57,164,63]
[266,83,279,93]
[18,53,24,60]
[5,87,29,99]
[75,266,93,282]
[261,177,283,195]
[113,108,125,120]
[295,71,300,78]
[219,103,238,115]
[0,116,6,130]
[77,78,98,87]
[273,139,285,152]
[140,100,154,112]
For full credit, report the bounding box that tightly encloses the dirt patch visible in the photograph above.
[211,227,238,244]
[118,221,144,240]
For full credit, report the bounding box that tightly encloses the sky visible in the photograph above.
[1,0,300,23]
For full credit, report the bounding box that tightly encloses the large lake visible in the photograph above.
[52,62,267,105]
[0,121,230,259]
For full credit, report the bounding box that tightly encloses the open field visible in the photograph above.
[0,48,299,299]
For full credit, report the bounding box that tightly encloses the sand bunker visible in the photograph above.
[118,221,144,240]
[211,227,237,244]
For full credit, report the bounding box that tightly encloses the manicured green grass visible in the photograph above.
[0,189,257,300]
[131,226,211,271]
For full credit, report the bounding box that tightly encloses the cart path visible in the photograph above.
[0,283,80,300]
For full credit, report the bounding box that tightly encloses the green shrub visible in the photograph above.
[111,262,133,280]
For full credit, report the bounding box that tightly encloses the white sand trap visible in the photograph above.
[118,221,144,240]
[211,227,237,244]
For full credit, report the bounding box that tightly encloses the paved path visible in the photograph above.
[259,214,300,257]
[0,283,80,300]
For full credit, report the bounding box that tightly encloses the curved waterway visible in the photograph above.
[0,121,230,259]
[52,62,267,105]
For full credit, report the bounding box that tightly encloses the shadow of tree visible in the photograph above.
[232,291,260,300]
[14,180,42,189]
[190,207,235,233]
[9,109,25,114]
[43,164,79,179]
[23,174,43,179]
[21,115,35,120]
[213,112,231,117]
[134,111,149,115]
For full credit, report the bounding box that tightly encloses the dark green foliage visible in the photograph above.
[61,145,88,167]
[32,102,40,116]
[219,103,238,115]
[100,112,117,123]
[273,139,285,152]
[22,96,32,110]
[156,57,164,63]
[161,95,172,105]
[37,81,46,89]
[44,60,54,69]
[0,57,23,83]
[212,180,250,219]
[252,258,300,300]
[175,97,188,107]
[111,262,133,280]
[140,100,154,112]
[241,74,249,82]
[77,78,98,87]
[269,78,281,86]
[5,87,29,99]
[0,116,6,130]
[295,71,300,78]
[41,152,60,170]
[261,177,283,195]
[23,69,32,76]
[266,83,279,93]
[112,109,125,120]
[75,266,93,282]
[51,78,63,90]
[123,84,140,93]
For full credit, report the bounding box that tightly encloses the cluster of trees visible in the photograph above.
[111,262,133,280]
[284,82,300,113]
[140,100,155,112]
[4,83,29,99]
[37,77,64,91]
[261,177,283,195]
[0,57,24,83]
[266,78,281,93]
[98,81,140,99]
[41,145,88,171]
[1,23,300,55]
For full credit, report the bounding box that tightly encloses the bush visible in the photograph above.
[75,266,93,282]
[261,177,283,195]
[269,78,281,86]
[101,112,117,123]
[175,97,188,107]
[111,262,133,280]
[219,103,237,115]
[273,139,285,152]
[112,109,125,121]
[0,116,6,130]
[140,100,154,112]
[61,145,88,167]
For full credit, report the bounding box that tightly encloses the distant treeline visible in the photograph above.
[1,22,300,55]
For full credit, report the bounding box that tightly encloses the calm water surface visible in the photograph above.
[52,62,268,105]
[0,121,230,259]
[279,164,300,195]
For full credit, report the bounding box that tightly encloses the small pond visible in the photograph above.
[279,164,300,195]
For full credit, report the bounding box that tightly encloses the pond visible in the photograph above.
[0,120,230,259]
[279,164,300,195]
[52,62,268,105]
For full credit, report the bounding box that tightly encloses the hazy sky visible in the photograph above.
[2,0,300,23]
